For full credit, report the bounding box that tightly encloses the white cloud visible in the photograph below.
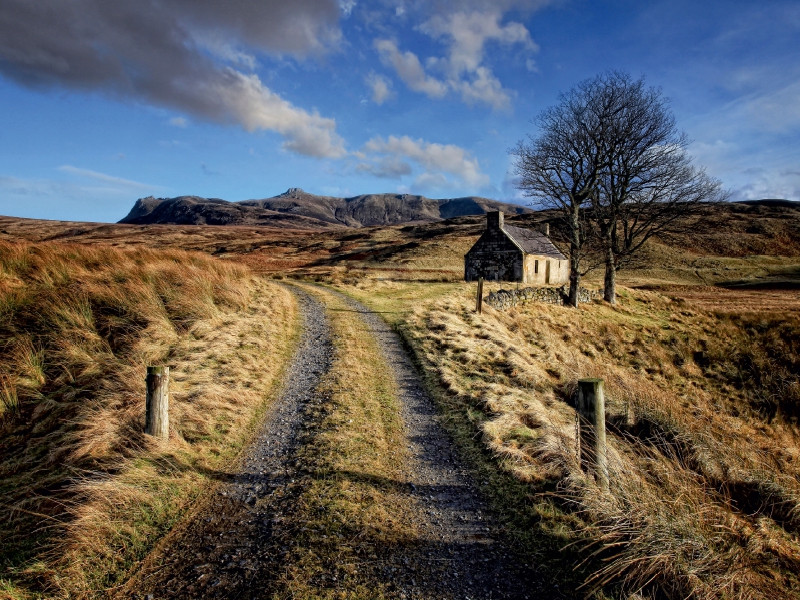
[363,135,489,187]
[366,72,394,105]
[0,1,345,160]
[374,11,535,109]
[688,138,800,202]
[452,66,510,109]
[412,171,451,190]
[168,117,188,127]
[374,39,448,98]
[729,168,800,201]
[191,32,259,70]
[502,171,525,200]
[340,0,357,17]
[212,70,346,158]
[689,140,739,170]
[421,11,535,76]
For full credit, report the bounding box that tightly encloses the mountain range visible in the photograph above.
[119,188,533,229]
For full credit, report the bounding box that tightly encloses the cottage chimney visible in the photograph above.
[540,222,550,236]
[487,211,504,230]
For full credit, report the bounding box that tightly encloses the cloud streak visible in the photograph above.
[0,0,346,158]
[58,165,157,191]
[0,171,163,222]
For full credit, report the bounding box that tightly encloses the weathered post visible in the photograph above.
[145,366,169,439]
[476,277,484,314]
[576,378,608,490]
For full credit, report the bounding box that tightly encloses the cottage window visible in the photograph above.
[534,260,539,273]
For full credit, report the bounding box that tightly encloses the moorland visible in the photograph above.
[1,199,799,599]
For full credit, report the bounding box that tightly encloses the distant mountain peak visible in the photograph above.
[279,187,308,197]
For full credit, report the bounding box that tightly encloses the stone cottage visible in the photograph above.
[464,211,569,285]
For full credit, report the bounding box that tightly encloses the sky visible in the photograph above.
[0,0,798,223]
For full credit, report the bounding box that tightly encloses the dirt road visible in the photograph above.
[123,285,557,599]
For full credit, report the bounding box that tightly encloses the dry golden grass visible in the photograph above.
[660,286,800,314]
[0,241,298,598]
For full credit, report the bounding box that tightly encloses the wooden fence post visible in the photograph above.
[145,366,169,439]
[476,277,484,314]
[576,378,608,491]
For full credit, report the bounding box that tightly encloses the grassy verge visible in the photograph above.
[265,283,419,599]
[332,275,800,599]
[0,242,298,598]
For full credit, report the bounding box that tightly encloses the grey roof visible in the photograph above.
[503,225,566,260]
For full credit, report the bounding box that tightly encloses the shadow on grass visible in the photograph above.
[717,264,800,290]
[326,307,405,315]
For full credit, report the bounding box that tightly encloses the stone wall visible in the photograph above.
[485,286,599,310]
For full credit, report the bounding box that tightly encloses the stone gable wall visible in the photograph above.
[464,227,523,282]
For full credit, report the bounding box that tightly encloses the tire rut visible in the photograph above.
[125,287,332,599]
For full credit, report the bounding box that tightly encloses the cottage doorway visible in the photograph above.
[545,260,551,284]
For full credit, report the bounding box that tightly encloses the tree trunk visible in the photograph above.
[568,206,581,307]
[569,267,580,307]
[603,244,616,304]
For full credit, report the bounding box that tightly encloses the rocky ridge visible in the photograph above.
[119,188,532,229]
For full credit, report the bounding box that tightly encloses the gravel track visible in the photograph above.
[331,290,558,600]
[126,288,332,599]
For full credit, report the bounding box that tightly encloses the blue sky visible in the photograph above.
[0,0,798,223]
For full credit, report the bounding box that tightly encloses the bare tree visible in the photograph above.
[513,71,726,307]
[510,78,609,307]
[589,72,726,304]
